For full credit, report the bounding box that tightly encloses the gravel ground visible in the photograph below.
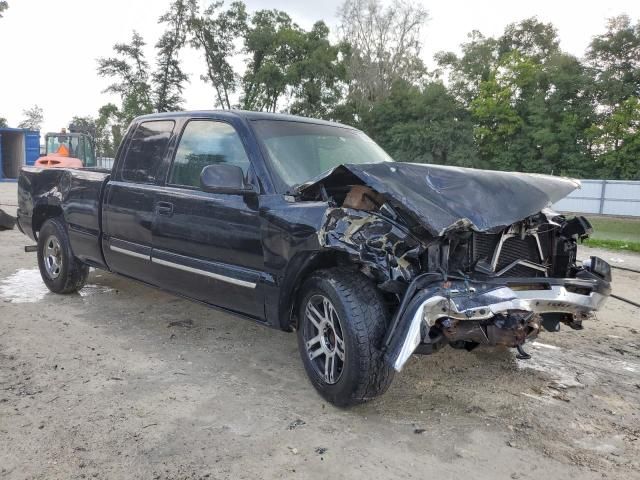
[1,182,639,479]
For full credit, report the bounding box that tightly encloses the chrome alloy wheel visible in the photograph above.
[303,294,346,384]
[43,235,62,279]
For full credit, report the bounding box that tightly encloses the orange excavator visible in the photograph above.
[35,126,96,168]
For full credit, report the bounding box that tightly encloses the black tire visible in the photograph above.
[37,218,89,294]
[296,267,394,407]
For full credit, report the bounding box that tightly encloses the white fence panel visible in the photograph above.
[96,157,114,170]
[576,180,604,199]
[554,198,601,214]
[606,181,640,200]
[553,179,640,217]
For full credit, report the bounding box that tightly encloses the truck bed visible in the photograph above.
[17,166,111,267]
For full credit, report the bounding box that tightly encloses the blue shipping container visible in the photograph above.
[0,128,41,180]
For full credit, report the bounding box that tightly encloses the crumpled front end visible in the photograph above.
[385,271,611,371]
[299,162,612,371]
[381,207,613,371]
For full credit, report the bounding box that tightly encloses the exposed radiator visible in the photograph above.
[473,231,550,277]
[473,232,500,264]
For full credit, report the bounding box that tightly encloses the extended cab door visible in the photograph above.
[150,119,265,319]
[102,120,175,284]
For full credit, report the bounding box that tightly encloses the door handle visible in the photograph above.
[156,201,174,216]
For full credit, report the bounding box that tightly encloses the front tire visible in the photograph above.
[297,268,394,407]
[37,218,89,294]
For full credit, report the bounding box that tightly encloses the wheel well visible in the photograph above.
[32,205,63,238]
[279,250,358,331]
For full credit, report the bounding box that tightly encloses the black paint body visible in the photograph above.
[17,111,344,329]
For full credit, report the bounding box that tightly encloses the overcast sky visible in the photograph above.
[1,0,639,137]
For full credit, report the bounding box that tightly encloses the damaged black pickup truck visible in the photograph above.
[17,111,611,406]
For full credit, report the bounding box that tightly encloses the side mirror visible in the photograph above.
[200,164,256,195]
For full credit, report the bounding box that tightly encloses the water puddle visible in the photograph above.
[0,268,114,303]
[79,283,115,297]
[0,268,50,303]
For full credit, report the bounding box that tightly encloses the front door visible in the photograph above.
[151,119,265,319]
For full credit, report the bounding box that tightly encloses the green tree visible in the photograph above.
[586,15,640,179]
[468,64,523,171]
[586,15,640,107]
[0,1,8,19]
[534,53,597,176]
[69,115,110,158]
[189,3,347,116]
[471,51,595,175]
[241,9,306,112]
[153,0,196,112]
[435,31,499,105]
[240,10,349,116]
[439,18,596,176]
[95,103,122,157]
[593,96,640,179]
[190,1,248,109]
[498,17,560,62]
[97,31,153,126]
[69,116,97,137]
[18,105,44,130]
[0,117,8,128]
[288,22,349,118]
[360,81,477,166]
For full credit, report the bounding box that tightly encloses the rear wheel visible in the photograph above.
[37,218,89,294]
[297,268,394,407]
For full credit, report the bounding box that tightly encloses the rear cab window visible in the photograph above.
[120,120,175,183]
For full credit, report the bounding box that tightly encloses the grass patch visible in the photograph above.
[564,214,640,252]
[587,216,640,243]
[582,237,640,253]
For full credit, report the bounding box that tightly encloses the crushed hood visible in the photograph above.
[297,162,580,236]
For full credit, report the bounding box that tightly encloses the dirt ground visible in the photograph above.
[1,182,639,480]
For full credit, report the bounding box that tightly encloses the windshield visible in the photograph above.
[46,135,75,155]
[251,120,394,192]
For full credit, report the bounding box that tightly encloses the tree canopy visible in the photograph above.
[84,0,639,179]
[189,1,247,109]
[153,0,196,112]
[435,16,640,179]
[18,105,44,130]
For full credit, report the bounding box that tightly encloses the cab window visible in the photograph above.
[169,120,250,189]
[121,120,175,183]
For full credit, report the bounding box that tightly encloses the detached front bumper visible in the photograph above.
[386,261,611,372]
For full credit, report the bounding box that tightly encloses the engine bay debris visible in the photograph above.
[298,162,610,370]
